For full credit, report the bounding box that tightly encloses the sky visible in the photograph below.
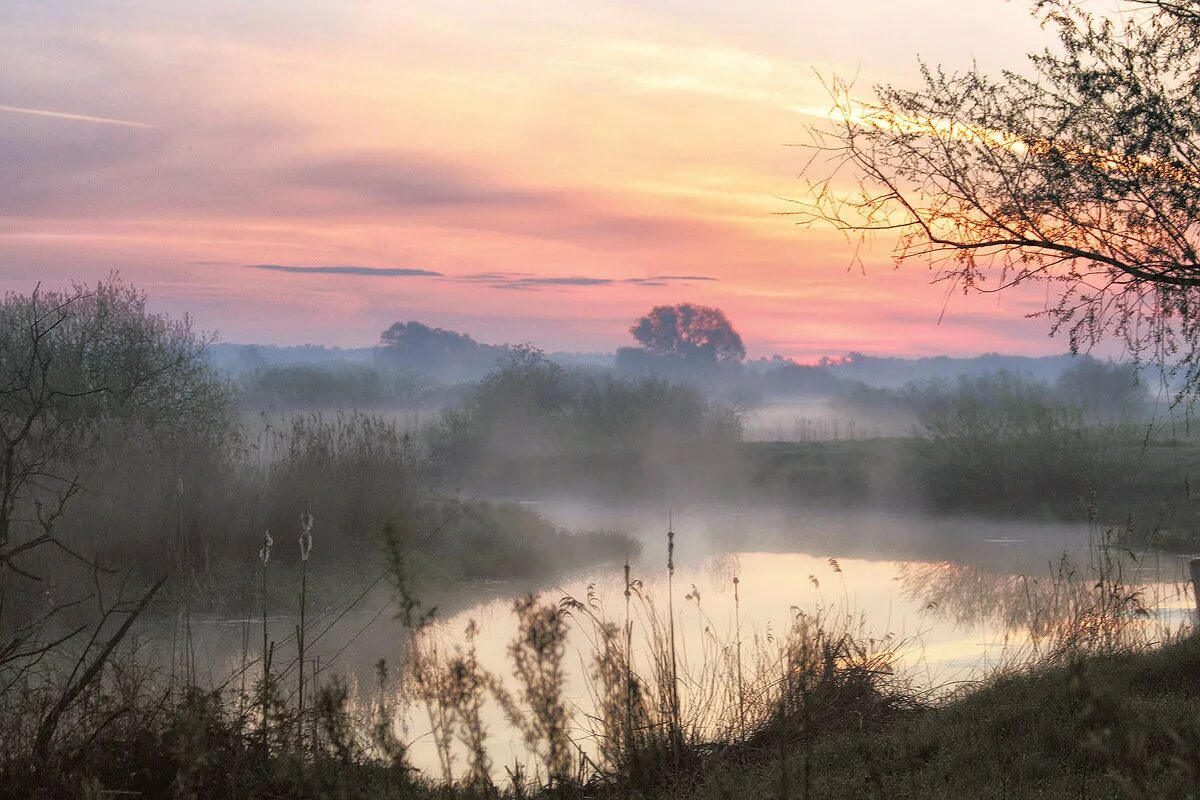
[0,0,1093,360]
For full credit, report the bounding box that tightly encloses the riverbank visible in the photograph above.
[11,628,1197,798]
[686,633,1200,800]
[743,436,1200,551]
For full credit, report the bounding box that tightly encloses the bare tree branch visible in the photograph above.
[798,0,1200,398]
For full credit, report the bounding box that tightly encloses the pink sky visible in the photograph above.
[1,1,1085,360]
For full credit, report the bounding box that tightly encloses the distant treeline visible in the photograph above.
[846,359,1149,426]
[212,321,1149,412]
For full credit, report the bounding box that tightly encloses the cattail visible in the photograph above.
[733,574,745,739]
[297,510,314,729]
[299,512,314,561]
[259,529,273,565]
[666,513,680,770]
[259,527,272,750]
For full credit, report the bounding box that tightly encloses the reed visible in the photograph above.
[259,528,273,752]
[297,510,314,737]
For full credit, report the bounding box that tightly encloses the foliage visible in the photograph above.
[398,497,640,583]
[629,304,746,364]
[686,636,1200,800]
[908,372,1121,512]
[427,347,743,495]
[755,358,852,398]
[8,616,1199,799]
[0,291,641,632]
[0,278,232,558]
[0,278,233,698]
[1055,358,1145,422]
[238,362,433,410]
[378,320,507,381]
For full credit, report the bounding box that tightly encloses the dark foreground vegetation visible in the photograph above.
[691,635,1200,800]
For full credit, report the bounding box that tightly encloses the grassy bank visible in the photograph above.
[9,607,1196,799]
[742,434,1200,548]
[172,496,639,614]
[690,635,1200,800]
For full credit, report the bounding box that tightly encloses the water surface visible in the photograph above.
[167,505,1195,780]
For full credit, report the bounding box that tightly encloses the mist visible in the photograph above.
[5,281,1197,797]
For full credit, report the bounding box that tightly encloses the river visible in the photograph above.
[159,504,1196,782]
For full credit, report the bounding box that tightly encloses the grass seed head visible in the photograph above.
[259,529,273,565]
[299,512,314,561]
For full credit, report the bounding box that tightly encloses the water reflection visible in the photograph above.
[900,549,1193,650]
[156,509,1195,782]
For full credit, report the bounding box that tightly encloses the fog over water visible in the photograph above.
[165,502,1195,780]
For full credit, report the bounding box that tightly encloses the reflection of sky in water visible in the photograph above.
[155,510,1195,782]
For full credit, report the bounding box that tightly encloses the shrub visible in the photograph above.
[426,347,743,496]
[908,372,1122,513]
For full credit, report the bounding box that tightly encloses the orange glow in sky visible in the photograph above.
[0,1,1065,359]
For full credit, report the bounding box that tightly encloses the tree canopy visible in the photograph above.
[381,321,483,353]
[629,304,746,364]
[799,0,1200,397]
[0,278,231,577]
[378,320,506,380]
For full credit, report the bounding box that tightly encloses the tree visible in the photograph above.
[378,321,506,381]
[0,278,230,578]
[798,0,1200,396]
[380,320,481,353]
[1055,356,1144,421]
[0,278,228,713]
[629,304,746,363]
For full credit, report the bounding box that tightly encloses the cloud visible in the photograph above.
[244,264,717,289]
[274,154,727,250]
[280,155,545,209]
[0,103,156,129]
[451,272,718,290]
[248,264,443,277]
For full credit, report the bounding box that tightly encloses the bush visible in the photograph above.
[909,372,1121,513]
[426,347,743,496]
[238,362,434,411]
[0,277,236,588]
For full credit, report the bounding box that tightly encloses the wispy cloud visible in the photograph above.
[452,272,719,290]
[0,104,156,129]
[245,264,717,290]
[249,264,443,277]
[280,155,543,209]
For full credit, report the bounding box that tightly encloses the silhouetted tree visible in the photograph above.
[381,321,482,354]
[629,304,746,364]
[799,0,1200,395]
[1,278,230,571]
[378,321,506,380]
